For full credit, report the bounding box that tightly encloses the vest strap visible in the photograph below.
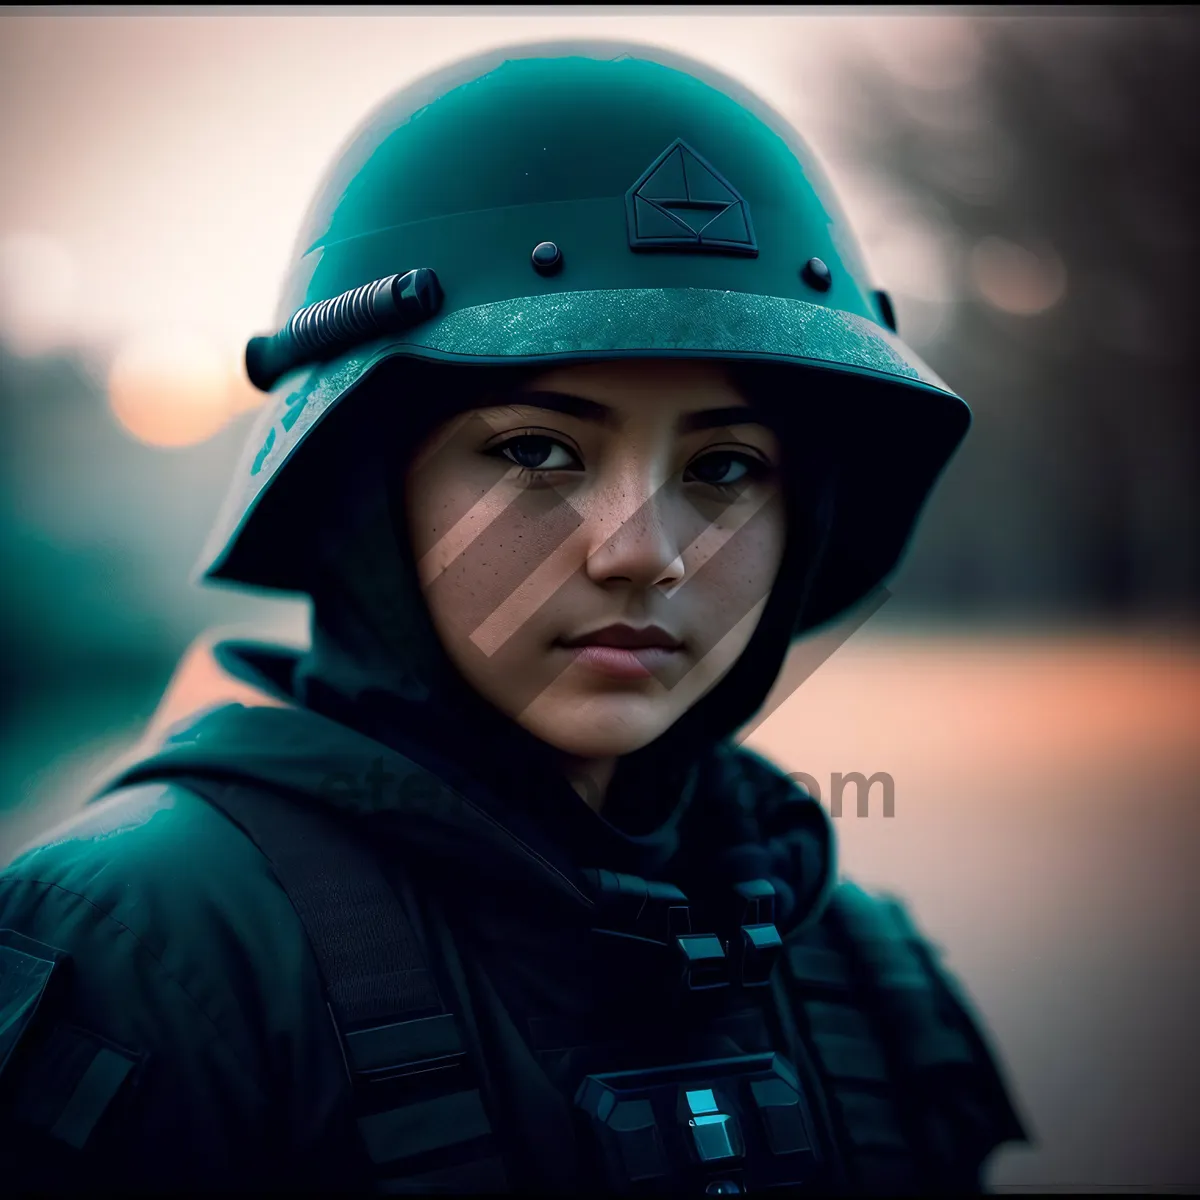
[175,774,510,1194]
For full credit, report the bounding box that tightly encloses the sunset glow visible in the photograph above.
[107,329,240,447]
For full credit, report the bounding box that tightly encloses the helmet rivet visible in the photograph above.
[531,241,563,276]
[801,257,832,292]
[873,288,898,334]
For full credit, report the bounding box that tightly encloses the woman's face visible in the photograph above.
[403,358,787,760]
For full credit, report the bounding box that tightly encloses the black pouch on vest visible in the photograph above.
[781,882,1030,1194]
[575,1049,823,1194]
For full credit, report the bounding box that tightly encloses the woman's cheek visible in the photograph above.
[684,503,786,659]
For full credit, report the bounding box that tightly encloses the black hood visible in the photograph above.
[288,359,838,852]
[86,359,842,930]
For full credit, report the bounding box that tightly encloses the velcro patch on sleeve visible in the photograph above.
[6,1020,143,1151]
[0,929,71,1078]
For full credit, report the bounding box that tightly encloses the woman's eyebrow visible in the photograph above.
[679,405,770,434]
[492,389,771,432]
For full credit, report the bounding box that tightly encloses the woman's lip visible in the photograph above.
[557,643,681,680]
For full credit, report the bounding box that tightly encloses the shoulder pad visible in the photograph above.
[826,883,1031,1172]
[4,780,280,915]
[1,780,316,1124]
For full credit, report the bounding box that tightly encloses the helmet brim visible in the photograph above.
[197,286,969,633]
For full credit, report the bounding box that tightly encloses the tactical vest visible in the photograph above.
[167,774,1025,1195]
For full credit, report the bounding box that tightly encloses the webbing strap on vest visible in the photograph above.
[783,882,1029,1195]
[175,775,510,1195]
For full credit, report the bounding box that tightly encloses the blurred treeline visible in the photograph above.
[1,14,1197,739]
[0,348,294,743]
[842,13,1200,621]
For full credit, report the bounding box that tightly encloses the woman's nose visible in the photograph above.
[580,477,686,592]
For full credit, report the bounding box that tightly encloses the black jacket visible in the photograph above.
[0,636,1029,1193]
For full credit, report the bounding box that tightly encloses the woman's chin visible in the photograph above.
[517,693,673,759]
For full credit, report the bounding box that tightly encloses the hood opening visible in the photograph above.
[285,356,842,839]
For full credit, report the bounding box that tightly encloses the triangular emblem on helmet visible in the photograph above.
[625,139,758,256]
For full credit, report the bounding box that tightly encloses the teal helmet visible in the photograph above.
[199,40,969,635]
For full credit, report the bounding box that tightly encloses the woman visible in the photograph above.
[0,41,1028,1194]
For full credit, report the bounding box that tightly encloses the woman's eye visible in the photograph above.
[686,451,762,488]
[496,435,578,472]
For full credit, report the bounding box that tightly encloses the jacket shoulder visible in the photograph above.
[0,781,336,1189]
[5,778,276,905]
[1,781,305,1053]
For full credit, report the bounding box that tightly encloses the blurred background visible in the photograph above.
[1,7,1197,1192]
